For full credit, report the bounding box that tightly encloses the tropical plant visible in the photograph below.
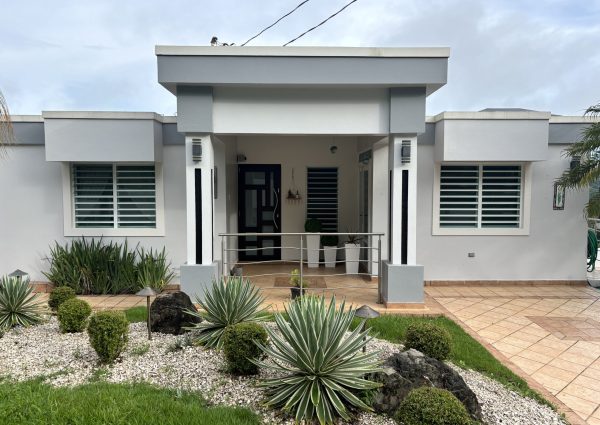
[222,322,268,375]
[254,296,382,424]
[0,276,45,328]
[304,218,322,232]
[185,276,267,349]
[87,311,129,363]
[48,286,76,311]
[0,90,15,156]
[556,103,600,217]
[57,298,92,333]
[320,234,339,246]
[136,247,175,292]
[405,322,452,361]
[289,269,309,288]
[394,387,474,425]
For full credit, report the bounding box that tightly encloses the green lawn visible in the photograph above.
[0,380,260,425]
[352,315,549,406]
[124,306,148,323]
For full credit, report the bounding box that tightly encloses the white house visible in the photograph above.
[0,46,593,307]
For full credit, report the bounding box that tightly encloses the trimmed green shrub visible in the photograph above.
[185,276,267,349]
[0,276,44,329]
[405,322,451,361]
[320,234,339,246]
[87,311,129,363]
[394,387,473,425]
[304,218,322,232]
[57,298,92,333]
[49,286,76,311]
[223,323,268,375]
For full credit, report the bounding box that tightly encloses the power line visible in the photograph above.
[241,0,311,46]
[283,0,359,46]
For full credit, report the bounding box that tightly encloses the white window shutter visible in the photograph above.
[72,164,115,228]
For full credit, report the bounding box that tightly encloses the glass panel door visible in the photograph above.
[238,164,282,261]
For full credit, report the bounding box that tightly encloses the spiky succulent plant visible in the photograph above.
[0,276,45,328]
[255,295,382,425]
[185,276,267,348]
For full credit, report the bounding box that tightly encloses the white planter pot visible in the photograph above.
[344,243,360,274]
[306,234,320,268]
[323,246,337,268]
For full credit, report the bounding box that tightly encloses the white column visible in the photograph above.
[388,135,418,265]
[185,134,214,265]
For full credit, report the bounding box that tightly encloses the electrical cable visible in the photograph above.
[241,0,311,46]
[283,0,359,46]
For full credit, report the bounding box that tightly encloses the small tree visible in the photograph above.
[556,103,600,217]
[0,90,14,156]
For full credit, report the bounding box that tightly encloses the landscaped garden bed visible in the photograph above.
[0,275,566,425]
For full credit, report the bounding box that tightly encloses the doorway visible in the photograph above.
[237,164,282,261]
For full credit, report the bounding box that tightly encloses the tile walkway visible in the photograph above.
[426,284,600,424]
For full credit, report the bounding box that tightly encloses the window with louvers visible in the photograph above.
[307,167,338,232]
[439,164,522,229]
[72,164,157,229]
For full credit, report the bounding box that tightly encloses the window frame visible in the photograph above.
[306,166,339,233]
[432,162,531,236]
[62,162,165,237]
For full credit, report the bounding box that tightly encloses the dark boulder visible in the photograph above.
[369,349,482,421]
[150,291,201,335]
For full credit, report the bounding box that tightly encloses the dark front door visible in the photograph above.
[238,164,281,261]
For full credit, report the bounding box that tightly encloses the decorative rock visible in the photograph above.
[149,291,201,335]
[370,349,482,422]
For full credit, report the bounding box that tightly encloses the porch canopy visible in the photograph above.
[155,45,450,308]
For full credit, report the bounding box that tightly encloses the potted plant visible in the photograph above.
[321,234,339,268]
[290,268,309,299]
[344,233,363,275]
[304,218,322,268]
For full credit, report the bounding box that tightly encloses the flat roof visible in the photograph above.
[155,45,451,58]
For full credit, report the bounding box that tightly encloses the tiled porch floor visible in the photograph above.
[426,284,600,424]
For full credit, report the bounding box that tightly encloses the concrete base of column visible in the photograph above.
[381,261,425,308]
[180,262,219,301]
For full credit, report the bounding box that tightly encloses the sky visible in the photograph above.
[1,0,599,116]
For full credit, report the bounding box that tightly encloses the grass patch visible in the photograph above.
[351,315,549,406]
[0,380,261,425]
[124,306,147,323]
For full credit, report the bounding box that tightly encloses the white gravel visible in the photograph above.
[0,318,565,425]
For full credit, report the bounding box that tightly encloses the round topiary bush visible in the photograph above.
[87,311,129,363]
[404,322,451,361]
[48,286,76,311]
[394,387,473,425]
[222,322,268,375]
[57,298,92,333]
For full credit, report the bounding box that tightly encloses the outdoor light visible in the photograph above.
[330,145,338,154]
[136,287,157,340]
[354,305,380,353]
[8,269,29,283]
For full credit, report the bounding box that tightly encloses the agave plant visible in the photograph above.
[185,276,267,348]
[255,296,382,425]
[0,276,45,328]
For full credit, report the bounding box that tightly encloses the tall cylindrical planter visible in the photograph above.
[344,243,360,274]
[323,246,337,268]
[306,234,320,268]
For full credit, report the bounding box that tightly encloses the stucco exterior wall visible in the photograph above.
[0,145,187,282]
[416,144,588,281]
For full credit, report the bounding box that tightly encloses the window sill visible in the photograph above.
[432,227,530,236]
[64,227,165,237]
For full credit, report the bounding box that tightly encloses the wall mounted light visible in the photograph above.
[330,145,338,154]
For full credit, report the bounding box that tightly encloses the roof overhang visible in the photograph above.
[156,45,449,96]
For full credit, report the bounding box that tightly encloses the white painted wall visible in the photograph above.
[232,135,360,260]
[213,87,390,135]
[417,144,588,281]
[0,145,187,282]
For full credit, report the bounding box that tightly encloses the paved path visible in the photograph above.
[426,285,600,425]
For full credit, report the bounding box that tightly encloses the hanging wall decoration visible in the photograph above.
[553,183,565,210]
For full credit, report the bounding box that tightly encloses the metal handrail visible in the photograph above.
[219,231,385,303]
